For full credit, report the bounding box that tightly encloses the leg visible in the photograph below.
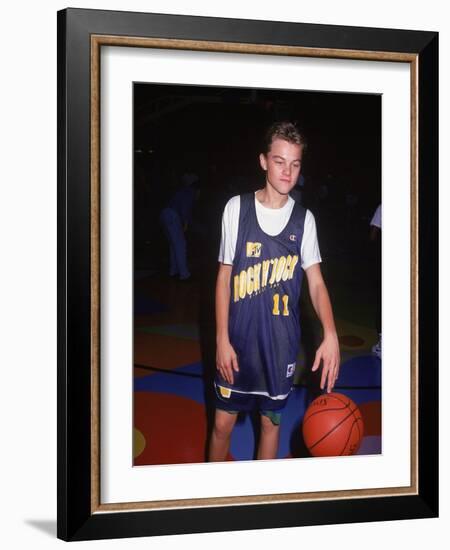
[160,208,178,276]
[168,240,177,277]
[160,208,190,279]
[257,413,281,460]
[166,210,190,279]
[208,409,238,462]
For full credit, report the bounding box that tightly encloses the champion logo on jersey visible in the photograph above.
[286,363,296,377]
[289,234,297,242]
[246,242,262,258]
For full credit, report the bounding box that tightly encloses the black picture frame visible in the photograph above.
[57,7,438,542]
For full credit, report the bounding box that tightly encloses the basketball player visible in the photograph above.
[208,121,340,462]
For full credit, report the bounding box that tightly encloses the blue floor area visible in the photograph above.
[337,354,381,387]
[229,387,309,459]
[134,363,205,404]
[134,354,381,460]
[228,385,381,460]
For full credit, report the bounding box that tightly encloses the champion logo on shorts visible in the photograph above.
[289,234,297,242]
[246,242,262,257]
[286,363,296,377]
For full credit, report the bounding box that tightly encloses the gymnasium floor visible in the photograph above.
[133,226,382,465]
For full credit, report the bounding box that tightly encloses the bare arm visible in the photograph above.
[215,263,239,384]
[305,263,340,393]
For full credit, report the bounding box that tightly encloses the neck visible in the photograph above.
[256,186,289,209]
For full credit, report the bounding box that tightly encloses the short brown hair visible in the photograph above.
[263,121,307,154]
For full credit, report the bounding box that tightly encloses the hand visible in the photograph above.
[311,333,340,393]
[216,340,239,385]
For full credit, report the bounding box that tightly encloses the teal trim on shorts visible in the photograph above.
[261,409,282,426]
[220,408,282,426]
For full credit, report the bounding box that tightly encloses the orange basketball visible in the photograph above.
[302,392,364,457]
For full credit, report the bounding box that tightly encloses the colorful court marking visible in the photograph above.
[133,274,382,465]
[134,391,207,465]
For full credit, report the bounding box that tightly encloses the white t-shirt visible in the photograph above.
[218,193,322,270]
[370,204,382,228]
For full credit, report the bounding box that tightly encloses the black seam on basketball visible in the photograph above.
[326,394,353,408]
[303,405,350,425]
[309,407,358,451]
[340,412,364,455]
[303,396,352,425]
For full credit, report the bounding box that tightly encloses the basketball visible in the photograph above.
[302,392,364,457]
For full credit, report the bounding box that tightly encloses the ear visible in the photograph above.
[259,153,268,171]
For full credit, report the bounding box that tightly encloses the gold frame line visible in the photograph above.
[90,34,419,514]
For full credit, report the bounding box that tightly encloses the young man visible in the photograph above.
[209,121,340,462]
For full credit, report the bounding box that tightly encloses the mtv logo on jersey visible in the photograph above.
[246,242,262,258]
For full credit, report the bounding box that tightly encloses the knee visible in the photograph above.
[260,414,279,436]
[213,414,236,440]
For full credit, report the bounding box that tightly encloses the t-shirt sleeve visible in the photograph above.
[301,210,322,270]
[218,196,240,265]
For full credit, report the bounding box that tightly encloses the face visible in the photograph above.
[259,138,303,196]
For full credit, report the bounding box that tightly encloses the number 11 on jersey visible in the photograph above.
[272,293,289,316]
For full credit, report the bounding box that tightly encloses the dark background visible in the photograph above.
[133,82,381,274]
